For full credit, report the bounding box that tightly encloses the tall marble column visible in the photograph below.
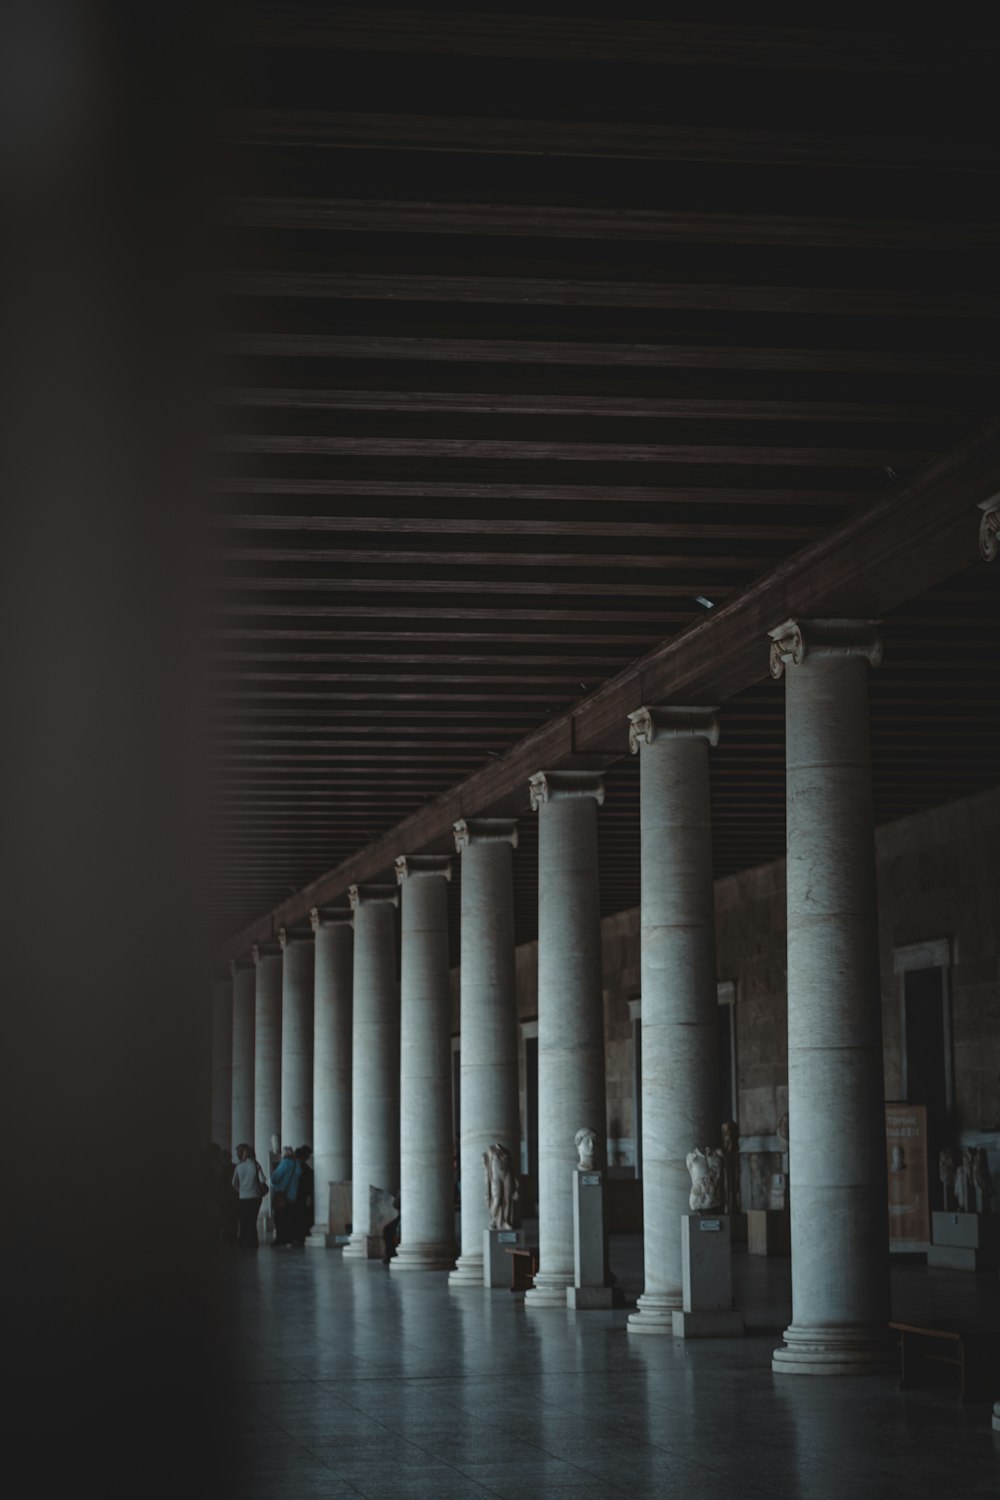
[449,818,520,1287]
[252,941,283,1221]
[768,619,890,1375]
[343,884,401,1259]
[392,855,456,1272]
[525,770,607,1308]
[626,706,721,1335]
[230,957,256,1153]
[279,925,315,1153]
[308,906,353,1246]
[211,972,233,1153]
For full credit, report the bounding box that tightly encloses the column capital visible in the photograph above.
[348,883,399,911]
[395,854,452,883]
[229,956,254,977]
[251,940,281,965]
[453,817,518,851]
[278,924,313,950]
[309,905,353,931]
[768,618,882,680]
[528,769,605,811]
[979,493,1000,561]
[628,705,720,753]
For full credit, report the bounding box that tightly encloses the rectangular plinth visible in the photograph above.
[573,1170,607,1290]
[747,1208,790,1256]
[672,1309,745,1339]
[484,1228,523,1288]
[932,1212,1000,1250]
[681,1214,733,1313]
[567,1285,614,1310]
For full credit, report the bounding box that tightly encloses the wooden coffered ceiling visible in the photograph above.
[210,6,1000,957]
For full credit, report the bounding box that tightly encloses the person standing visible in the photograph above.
[270,1146,301,1247]
[232,1144,266,1249]
[292,1146,314,1247]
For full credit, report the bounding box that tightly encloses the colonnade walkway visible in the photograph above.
[217,1241,999,1500]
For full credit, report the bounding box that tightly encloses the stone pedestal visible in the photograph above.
[768,620,892,1376]
[309,907,353,1246]
[928,1212,1000,1271]
[672,1215,744,1338]
[524,772,607,1310]
[748,1208,791,1257]
[343,885,400,1260]
[624,706,722,1336]
[279,925,314,1151]
[211,974,233,1153]
[450,819,520,1289]
[230,959,255,1152]
[392,855,456,1273]
[484,1227,524,1288]
[252,943,282,1235]
[568,1170,613,1310]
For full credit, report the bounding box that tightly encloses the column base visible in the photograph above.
[448,1253,484,1287]
[772,1323,894,1376]
[627,1292,682,1336]
[567,1285,614,1310]
[342,1233,384,1261]
[390,1243,456,1273]
[524,1270,573,1309]
[672,1309,745,1339]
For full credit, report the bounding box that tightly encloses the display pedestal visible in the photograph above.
[567,1170,614,1310]
[484,1227,524,1288]
[927,1212,1000,1271]
[672,1214,744,1338]
[747,1208,790,1257]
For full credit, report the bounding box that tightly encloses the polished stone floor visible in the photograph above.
[219,1237,1000,1499]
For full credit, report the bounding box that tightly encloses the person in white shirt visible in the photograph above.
[232,1144,267,1249]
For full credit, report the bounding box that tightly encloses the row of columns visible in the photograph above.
[211,619,890,1374]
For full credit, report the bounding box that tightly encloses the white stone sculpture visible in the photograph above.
[954,1149,974,1213]
[938,1148,956,1211]
[686,1146,724,1213]
[482,1143,518,1230]
[575,1126,598,1172]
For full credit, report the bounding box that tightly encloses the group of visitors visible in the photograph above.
[209,1140,314,1251]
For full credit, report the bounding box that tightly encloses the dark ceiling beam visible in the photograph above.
[223,196,1000,250]
[216,412,1000,960]
[212,479,874,507]
[221,271,1000,320]
[216,544,776,568]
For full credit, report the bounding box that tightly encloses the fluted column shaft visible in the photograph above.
[769,619,890,1376]
[343,885,400,1258]
[392,856,456,1272]
[211,975,233,1152]
[253,944,282,1186]
[450,819,520,1286]
[525,771,607,1308]
[279,928,314,1151]
[230,961,256,1152]
[627,707,721,1335]
[310,908,353,1241]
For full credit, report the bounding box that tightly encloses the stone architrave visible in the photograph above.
[343,884,401,1260]
[211,973,233,1153]
[449,818,520,1288]
[768,619,892,1375]
[279,925,314,1154]
[626,706,722,1337]
[230,959,255,1154]
[252,942,282,1226]
[391,854,456,1272]
[525,770,607,1309]
[308,906,353,1247]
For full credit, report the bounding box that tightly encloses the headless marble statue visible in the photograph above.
[686,1146,724,1213]
[483,1143,518,1230]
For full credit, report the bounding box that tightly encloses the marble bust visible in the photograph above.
[686,1146,724,1213]
[575,1127,598,1172]
[482,1143,518,1230]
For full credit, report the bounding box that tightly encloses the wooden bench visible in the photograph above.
[890,1321,992,1403]
[505,1245,540,1292]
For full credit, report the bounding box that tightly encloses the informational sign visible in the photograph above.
[581,1172,602,1186]
[699,1219,722,1232]
[885,1103,930,1251]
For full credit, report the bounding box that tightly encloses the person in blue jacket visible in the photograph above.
[270,1146,301,1247]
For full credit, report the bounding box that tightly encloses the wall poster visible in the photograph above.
[885,1102,930,1251]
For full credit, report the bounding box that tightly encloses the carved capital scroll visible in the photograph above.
[394,854,452,884]
[453,817,519,851]
[768,618,882,680]
[348,883,399,911]
[979,494,1000,561]
[309,906,353,931]
[528,769,605,811]
[628,705,720,754]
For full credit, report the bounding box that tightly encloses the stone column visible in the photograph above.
[768,618,890,1375]
[278,925,314,1153]
[449,818,520,1288]
[343,884,400,1259]
[626,706,721,1336]
[308,906,353,1245]
[252,941,283,1220]
[392,855,456,1272]
[211,973,233,1152]
[525,770,607,1308]
[230,958,256,1153]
